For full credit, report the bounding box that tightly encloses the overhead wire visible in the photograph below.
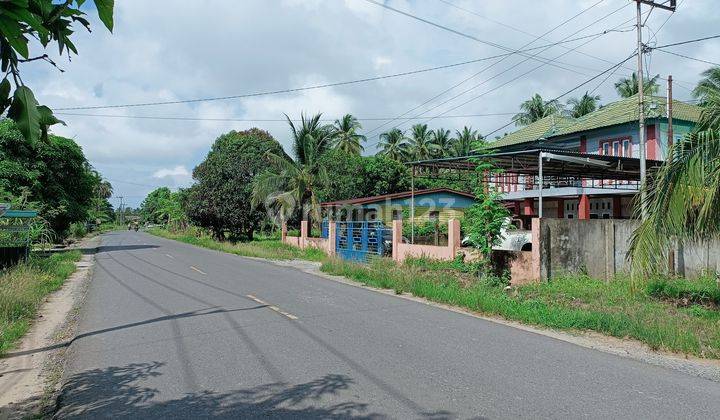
[366,2,637,147]
[362,0,614,139]
[52,31,619,112]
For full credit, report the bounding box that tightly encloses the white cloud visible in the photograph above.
[19,0,720,206]
[153,166,190,179]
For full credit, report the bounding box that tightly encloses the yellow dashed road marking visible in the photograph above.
[190,266,206,275]
[246,294,298,320]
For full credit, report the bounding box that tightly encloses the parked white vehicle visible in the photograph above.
[462,217,532,252]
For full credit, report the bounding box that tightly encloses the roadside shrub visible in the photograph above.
[646,276,720,307]
[69,222,87,240]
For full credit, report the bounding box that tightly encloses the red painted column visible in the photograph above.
[612,197,622,219]
[646,124,657,160]
[513,201,521,217]
[579,195,590,220]
[523,198,535,216]
[557,198,565,219]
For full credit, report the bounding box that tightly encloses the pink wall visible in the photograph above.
[282,220,335,256]
[392,219,461,263]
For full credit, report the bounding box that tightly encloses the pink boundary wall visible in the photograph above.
[392,219,461,263]
[281,220,336,256]
[282,219,541,285]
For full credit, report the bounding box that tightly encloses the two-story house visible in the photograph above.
[488,94,702,220]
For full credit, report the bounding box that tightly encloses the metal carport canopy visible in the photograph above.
[407,148,663,182]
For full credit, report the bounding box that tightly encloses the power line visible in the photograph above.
[653,33,720,49]
[55,111,517,123]
[654,48,720,67]
[366,2,635,145]
[51,32,616,112]
[363,0,605,73]
[363,0,623,140]
[483,53,638,140]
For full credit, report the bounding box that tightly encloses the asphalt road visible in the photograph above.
[53,230,720,419]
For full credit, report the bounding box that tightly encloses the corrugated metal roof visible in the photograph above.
[490,114,573,148]
[490,95,702,149]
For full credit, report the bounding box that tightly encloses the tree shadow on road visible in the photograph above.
[46,362,394,419]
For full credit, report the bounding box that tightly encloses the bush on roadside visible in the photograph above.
[69,222,87,240]
[0,251,81,354]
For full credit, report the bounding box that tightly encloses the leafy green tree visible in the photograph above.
[185,128,284,241]
[462,159,509,263]
[565,91,601,118]
[140,187,173,224]
[614,72,660,98]
[377,128,409,161]
[317,150,411,203]
[0,0,114,143]
[0,119,98,235]
[253,113,332,228]
[431,128,452,157]
[332,114,366,155]
[512,94,562,126]
[359,155,410,197]
[407,124,439,160]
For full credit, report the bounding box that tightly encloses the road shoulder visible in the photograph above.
[0,236,99,419]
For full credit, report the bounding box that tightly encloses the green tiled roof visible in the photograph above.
[490,95,702,149]
[490,114,574,148]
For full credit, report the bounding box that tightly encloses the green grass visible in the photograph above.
[646,276,720,307]
[150,228,326,261]
[0,251,81,355]
[150,228,720,359]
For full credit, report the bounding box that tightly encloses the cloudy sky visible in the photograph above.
[22,0,720,207]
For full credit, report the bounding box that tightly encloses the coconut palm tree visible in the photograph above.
[565,92,601,118]
[252,112,331,226]
[614,72,660,98]
[692,66,720,129]
[431,128,452,157]
[512,94,562,126]
[407,124,439,160]
[377,128,409,161]
[629,68,720,281]
[332,114,366,155]
[452,126,482,157]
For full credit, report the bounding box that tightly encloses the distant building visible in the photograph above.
[321,188,475,224]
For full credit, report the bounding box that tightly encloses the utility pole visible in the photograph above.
[118,196,124,226]
[635,0,676,219]
[636,0,646,218]
[667,74,673,147]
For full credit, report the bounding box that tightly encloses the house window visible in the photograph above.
[429,211,440,222]
[600,137,631,157]
[622,139,631,157]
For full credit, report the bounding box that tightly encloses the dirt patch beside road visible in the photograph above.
[0,237,99,419]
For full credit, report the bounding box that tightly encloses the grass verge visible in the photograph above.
[149,228,326,261]
[149,228,720,359]
[0,251,81,355]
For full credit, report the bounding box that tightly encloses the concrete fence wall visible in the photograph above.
[535,218,720,281]
[391,219,461,263]
[281,220,336,256]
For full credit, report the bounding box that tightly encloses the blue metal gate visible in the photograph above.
[335,221,389,262]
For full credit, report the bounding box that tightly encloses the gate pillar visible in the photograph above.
[327,221,336,256]
[392,220,402,262]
